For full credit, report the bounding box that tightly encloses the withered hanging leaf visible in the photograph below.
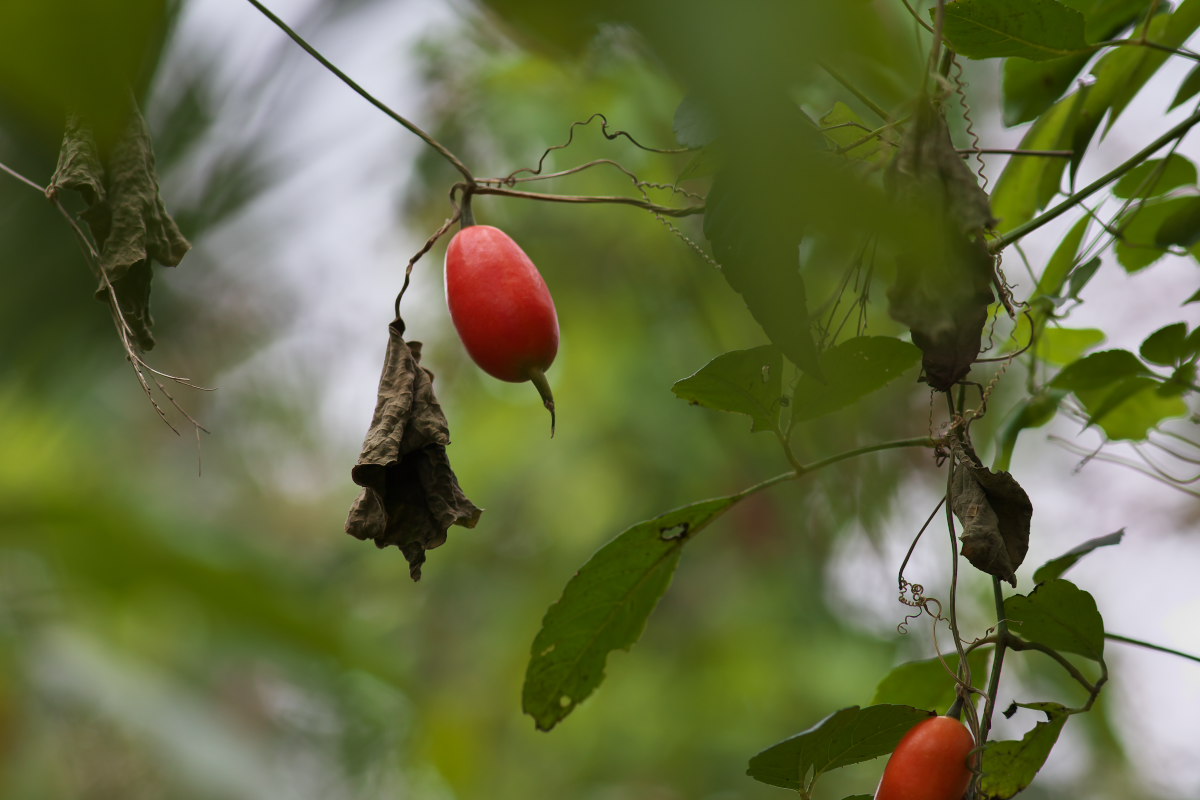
[886,99,995,391]
[949,433,1032,586]
[47,98,190,352]
[346,319,482,580]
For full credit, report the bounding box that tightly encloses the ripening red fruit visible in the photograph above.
[445,224,559,433]
[874,715,975,800]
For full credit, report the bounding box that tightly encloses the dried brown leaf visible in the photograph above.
[950,434,1032,586]
[48,98,190,351]
[346,319,482,580]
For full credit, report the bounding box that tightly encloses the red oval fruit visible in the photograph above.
[445,224,559,431]
[874,715,974,800]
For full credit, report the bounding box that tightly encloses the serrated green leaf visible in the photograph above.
[523,497,738,731]
[1112,154,1198,199]
[1050,349,1149,390]
[1075,375,1189,439]
[672,346,783,433]
[992,88,1089,232]
[1005,579,1105,660]
[1038,327,1106,365]
[870,652,991,713]
[1033,529,1124,583]
[978,703,1071,799]
[942,0,1090,61]
[789,337,921,423]
[1002,0,1154,124]
[747,705,933,791]
[1140,322,1189,366]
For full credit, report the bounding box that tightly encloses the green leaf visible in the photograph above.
[523,497,738,731]
[1140,322,1189,366]
[747,705,933,792]
[1033,529,1124,583]
[1005,579,1105,660]
[1065,256,1102,300]
[1002,0,1154,124]
[1170,62,1200,111]
[870,652,991,713]
[1112,154,1198,199]
[991,87,1089,232]
[672,346,783,433]
[1049,349,1149,390]
[1037,327,1106,366]
[978,703,1071,799]
[1186,287,1200,304]
[942,0,1090,61]
[993,389,1065,471]
[705,156,824,378]
[1034,212,1090,306]
[1075,375,1189,439]
[673,95,717,148]
[790,337,921,423]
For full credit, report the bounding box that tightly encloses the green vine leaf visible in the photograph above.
[790,337,921,424]
[747,705,932,793]
[870,652,991,713]
[1037,327,1106,366]
[672,346,783,433]
[942,0,1090,61]
[1112,154,1198,199]
[1139,322,1190,366]
[1049,349,1149,391]
[1170,61,1200,110]
[1005,579,1104,660]
[1033,529,1124,584]
[523,497,738,731]
[978,702,1071,800]
[991,87,1089,232]
[1074,375,1189,439]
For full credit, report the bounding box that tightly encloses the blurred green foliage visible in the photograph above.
[0,1,1181,799]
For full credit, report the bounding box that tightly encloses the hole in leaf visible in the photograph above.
[659,522,690,541]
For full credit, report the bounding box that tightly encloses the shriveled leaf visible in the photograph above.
[1050,349,1149,391]
[1140,322,1189,366]
[951,457,1033,586]
[886,100,996,390]
[523,496,738,731]
[979,703,1071,800]
[1112,154,1197,199]
[942,0,1090,61]
[1033,529,1124,584]
[1005,579,1104,660]
[47,102,190,352]
[346,319,482,581]
[747,705,933,791]
[871,652,990,713]
[790,337,921,423]
[672,346,783,433]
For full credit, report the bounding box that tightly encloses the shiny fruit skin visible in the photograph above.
[445,225,559,383]
[874,716,974,800]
